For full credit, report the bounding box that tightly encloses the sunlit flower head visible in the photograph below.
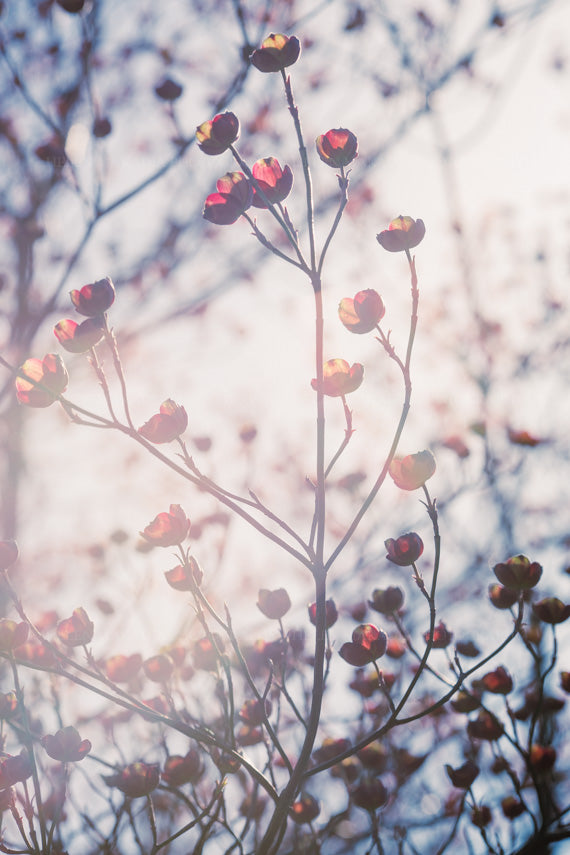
[203,171,252,225]
[250,34,301,73]
[338,289,384,334]
[376,216,425,252]
[389,450,436,490]
[251,157,293,207]
[311,358,364,397]
[316,128,358,168]
[196,112,239,155]
[70,276,115,316]
[15,354,68,408]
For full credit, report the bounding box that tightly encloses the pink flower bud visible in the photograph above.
[338,289,385,333]
[385,532,424,565]
[103,762,160,798]
[57,607,94,647]
[389,450,436,491]
[70,276,115,316]
[203,171,252,225]
[54,317,105,353]
[41,726,91,762]
[138,399,188,444]
[141,504,190,547]
[257,588,291,620]
[251,157,293,207]
[16,354,68,407]
[311,358,364,397]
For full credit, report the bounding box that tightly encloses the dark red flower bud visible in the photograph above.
[471,805,492,828]
[316,129,358,168]
[368,586,404,615]
[196,112,239,155]
[488,583,520,609]
[289,792,320,824]
[450,691,481,713]
[54,317,105,353]
[479,666,513,695]
[57,607,94,647]
[257,588,291,620]
[308,599,338,628]
[103,762,160,798]
[250,157,293,207]
[161,749,203,786]
[340,624,387,666]
[532,597,570,625]
[16,354,68,407]
[385,533,424,566]
[203,171,252,225]
[467,710,504,741]
[424,621,453,648]
[143,654,174,683]
[338,289,385,334]
[501,796,525,819]
[389,451,435,491]
[529,744,556,773]
[155,78,183,101]
[41,726,91,762]
[250,34,301,73]
[493,555,542,590]
[446,759,479,788]
[105,654,142,683]
[351,774,388,810]
[376,215,425,252]
[455,640,480,657]
[238,698,271,726]
[138,399,188,444]
[70,276,115,316]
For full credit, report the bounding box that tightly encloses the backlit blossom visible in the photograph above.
[389,450,436,491]
[16,354,68,407]
[311,359,363,397]
[70,276,115,316]
[103,762,160,798]
[251,157,293,207]
[203,171,252,225]
[250,34,300,73]
[54,317,105,353]
[257,588,291,620]
[141,504,190,547]
[338,289,384,333]
[339,624,387,666]
[0,620,29,652]
[376,216,425,252]
[196,112,239,155]
[385,532,424,565]
[138,399,188,444]
[57,607,94,647]
[493,555,542,590]
[41,726,91,762]
[0,751,32,790]
[316,128,358,168]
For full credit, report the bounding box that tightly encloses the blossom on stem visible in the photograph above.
[161,750,204,786]
[316,129,358,168]
[0,620,29,652]
[155,77,183,101]
[492,555,542,590]
[308,599,338,628]
[141,504,190,547]
[251,157,293,207]
[70,276,115,316]
[368,587,404,615]
[257,588,291,620]
[311,359,364,397]
[376,216,425,252]
[289,793,320,824]
[54,317,105,353]
[164,557,203,590]
[41,726,91,762]
[532,597,570,624]
[0,750,32,789]
[339,624,387,666]
[196,112,239,155]
[203,172,252,225]
[385,532,424,565]
[250,34,301,73]
[338,289,384,333]
[16,354,68,407]
[138,399,188,444]
[389,450,436,491]
[351,774,388,810]
[446,760,479,789]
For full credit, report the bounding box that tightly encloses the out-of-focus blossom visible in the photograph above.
[376,216,425,252]
[338,289,384,333]
[141,504,190,547]
[54,318,105,353]
[488,583,519,609]
[0,750,32,790]
[164,557,203,590]
[57,608,94,647]
[103,762,160,798]
[308,599,338,628]
[368,586,404,615]
[196,112,239,155]
[203,172,252,225]
[155,77,183,101]
[138,400,188,444]
[0,620,28,652]
[446,760,479,789]
[257,588,291,620]
[389,450,436,491]
[42,726,91,762]
[16,354,68,407]
[70,276,115,316]
[311,359,363,397]
[424,621,453,648]
[161,749,203,786]
[532,597,570,625]
[339,624,387,666]
[250,34,301,73]
[351,774,388,810]
[251,157,293,207]
[0,541,18,569]
[316,129,358,168]
[289,793,320,823]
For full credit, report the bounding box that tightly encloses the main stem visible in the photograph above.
[256,279,327,855]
